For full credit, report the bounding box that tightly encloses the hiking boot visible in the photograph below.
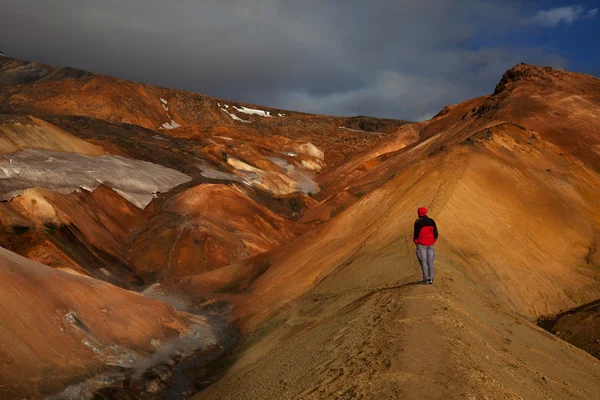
[428,279,433,284]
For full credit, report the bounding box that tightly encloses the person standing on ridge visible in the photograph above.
[413,207,438,284]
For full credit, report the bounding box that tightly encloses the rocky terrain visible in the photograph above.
[1,55,600,399]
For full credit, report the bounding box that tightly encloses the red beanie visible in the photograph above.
[417,207,427,217]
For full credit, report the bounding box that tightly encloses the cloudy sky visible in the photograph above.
[1,1,598,120]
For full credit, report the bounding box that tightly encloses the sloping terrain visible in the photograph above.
[0,114,105,156]
[0,247,215,400]
[540,298,600,361]
[128,184,306,279]
[2,56,600,400]
[0,56,409,399]
[0,185,147,287]
[184,64,600,330]
[0,55,408,289]
[0,56,407,167]
[185,65,600,399]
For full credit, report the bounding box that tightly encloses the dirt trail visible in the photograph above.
[196,231,600,399]
[195,238,468,399]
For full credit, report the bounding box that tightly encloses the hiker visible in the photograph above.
[413,207,438,284]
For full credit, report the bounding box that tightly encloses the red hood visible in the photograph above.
[418,207,427,217]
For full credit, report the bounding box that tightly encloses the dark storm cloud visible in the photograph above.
[0,0,567,120]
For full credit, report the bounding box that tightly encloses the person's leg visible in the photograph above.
[427,245,435,282]
[416,244,429,281]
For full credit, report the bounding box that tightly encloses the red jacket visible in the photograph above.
[413,215,438,246]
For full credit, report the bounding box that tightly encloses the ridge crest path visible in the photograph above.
[196,234,600,399]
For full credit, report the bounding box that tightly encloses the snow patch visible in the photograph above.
[197,165,246,183]
[161,120,181,130]
[160,98,168,105]
[282,151,297,157]
[65,312,80,325]
[233,106,272,117]
[0,149,192,209]
[338,126,382,135]
[221,108,250,123]
[162,103,169,111]
[266,156,320,194]
[278,113,285,117]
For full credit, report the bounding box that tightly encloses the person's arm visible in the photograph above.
[433,220,438,239]
[413,220,420,244]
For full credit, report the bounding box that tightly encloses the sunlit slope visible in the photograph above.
[195,135,600,400]
[192,64,600,399]
[231,125,600,331]
[0,247,215,399]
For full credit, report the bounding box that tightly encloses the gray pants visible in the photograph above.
[416,244,435,281]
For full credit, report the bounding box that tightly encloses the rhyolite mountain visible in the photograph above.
[1,56,600,399]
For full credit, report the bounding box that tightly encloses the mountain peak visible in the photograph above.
[494,62,563,95]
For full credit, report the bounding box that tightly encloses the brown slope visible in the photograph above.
[0,109,316,285]
[0,247,215,400]
[230,124,600,331]
[180,65,600,398]
[0,114,105,156]
[0,56,409,168]
[540,297,600,361]
[0,112,317,288]
[194,135,600,400]
[310,64,600,222]
[0,57,410,288]
[478,63,600,171]
[128,184,306,279]
[0,185,147,287]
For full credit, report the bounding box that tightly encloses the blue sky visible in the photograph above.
[0,0,599,120]
[481,1,600,76]
[531,3,599,75]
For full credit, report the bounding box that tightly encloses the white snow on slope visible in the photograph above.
[161,120,181,130]
[158,98,181,128]
[338,126,382,135]
[197,165,247,184]
[0,149,192,208]
[221,108,250,123]
[266,156,320,194]
[233,106,272,117]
